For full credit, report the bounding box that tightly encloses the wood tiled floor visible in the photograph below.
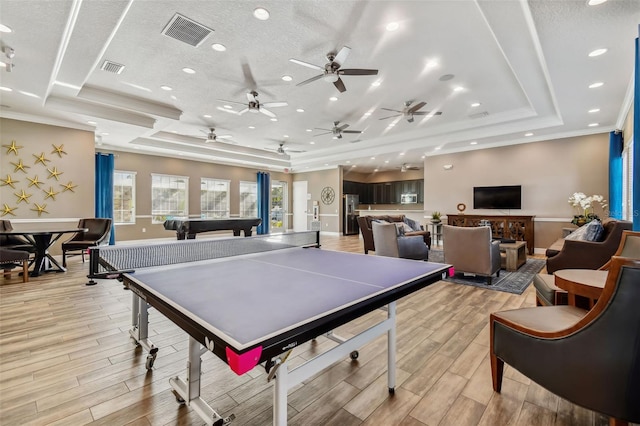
[0,234,614,425]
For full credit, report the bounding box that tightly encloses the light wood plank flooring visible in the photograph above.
[0,234,614,425]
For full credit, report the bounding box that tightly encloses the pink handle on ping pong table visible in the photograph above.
[226,346,262,375]
[448,267,455,277]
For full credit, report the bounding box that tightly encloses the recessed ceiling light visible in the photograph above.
[332,136,338,140]
[296,108,304,113]
[384,160,389,163]
[329,96,338,101]
[588,48,608,57]
[282,75,293,82]
[371,157,375,160]
[0,86,12,92]
[434,147,441,151]
[386,22,399,32]
[351,165,356,168]
[525,132,534,136]
[170,95,177,100]
[399,152,405,156]
[470,141,477,145]
[0,24,12,33]
[270,118,278,122]
[471,102,481,107]
[253,7,270,20]
[421,156,425,159]
[101,132,109,136]
[588,108,600,113]
[283,135,289,138]
[588,123,599,127]
[453,86,464,92]
[182,67,196,74]
[589,82,604,89]
[203,114,212,118]
[346,160,351,163]
[248,126,255,129]
[388,123,395,127]
[19,90,40,98]
[87,121,97,125]
[211,43,226,52]
[363,112,372,116]
[587,0,607,5]
[161,85,172,91]
[374,169,379,172]
[371,80,381,87]
[309,141,315,144]
[224,105,233,109]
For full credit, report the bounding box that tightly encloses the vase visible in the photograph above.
[576,218,587,226]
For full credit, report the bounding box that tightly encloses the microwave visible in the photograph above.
[400,193,417,204]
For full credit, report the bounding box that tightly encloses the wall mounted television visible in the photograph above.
[473,185,522,209]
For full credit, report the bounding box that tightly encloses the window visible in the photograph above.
[113,171,136,224]
[151,174,188,223]
[622,134,634,221]
[239,181,257,217]
[201,178,230,218]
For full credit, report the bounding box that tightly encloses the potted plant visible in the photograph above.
[431,211,441,223]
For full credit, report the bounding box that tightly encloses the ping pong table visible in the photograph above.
[91,232,450,425]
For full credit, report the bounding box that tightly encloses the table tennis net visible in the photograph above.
[88,231,319,278]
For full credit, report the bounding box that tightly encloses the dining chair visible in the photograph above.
[62,218,112,267]
[491,256,640,425]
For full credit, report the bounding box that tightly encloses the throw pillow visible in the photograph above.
[394,222,406,236]
[403,217,422,232]
[565,220,604,242]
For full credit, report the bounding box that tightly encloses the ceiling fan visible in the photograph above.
[217,91,288,118]
[265,141,306,155]
[380,101,443,123]
[289,46,378,93]
[399,163,421,172]
[314,121,363,139]
[201,127,233,143]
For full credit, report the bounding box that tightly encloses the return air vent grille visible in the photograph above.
[162,13,213,47]
[100,60,125,74]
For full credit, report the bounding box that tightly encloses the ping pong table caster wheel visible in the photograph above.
[145,347,159,369]
[350,351,359,360]
[389,387,395,394]
[171,389,185,404]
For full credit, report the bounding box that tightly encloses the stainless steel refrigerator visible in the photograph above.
[343,194,359,235]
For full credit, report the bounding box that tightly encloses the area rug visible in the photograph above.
[428,249,545,294]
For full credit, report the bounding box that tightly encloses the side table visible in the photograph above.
[554,269,608,309]
[429,222,442,247]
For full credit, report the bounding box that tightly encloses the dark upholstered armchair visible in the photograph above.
[371,222,429,261]
[62,218,112,267]
[1,247,30,283]
[491,257,640,425]
[0,220,34,252]
[545,219,632,274]
[443,225,501,284]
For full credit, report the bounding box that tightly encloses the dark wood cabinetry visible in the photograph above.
[446,214,535,254]
[343,179,423,205]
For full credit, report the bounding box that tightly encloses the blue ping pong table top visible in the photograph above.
[125,247,448,351]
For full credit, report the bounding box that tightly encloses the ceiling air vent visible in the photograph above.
[100,60,125,74]
[162,13,213,47]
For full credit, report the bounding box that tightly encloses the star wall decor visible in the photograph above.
[47,166,63,180]
[3,140,22,155]
[31,203,48,216]
[43,186,59,200]
[15,189,32,204]
[27,175,43,188]
[1,174,19,188]
[10,159,30,173]
[61,181,77,192]
[2,203,17,216]
[51,143,67,157]
[33,152,51,166]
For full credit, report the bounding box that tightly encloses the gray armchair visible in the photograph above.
[443,225,501,284]
[491,257,640,425]
[371,222,429,261]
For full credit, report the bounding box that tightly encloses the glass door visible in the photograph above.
[271,181,287,233]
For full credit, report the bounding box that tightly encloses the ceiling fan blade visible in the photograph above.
[333,46,351,66]
[314,131,333,136]
[379,114,401,120]
[314,127,332,131]
[342,130,362,134]
[338,68,378,76]
[237,108,249,115]
[337,123,349,131]
[218,134,233,139]
[333,78,347,93]
[407,101,427,114]
[381,108,402,113]
[217,99,245,106]
[216,106,240,115]
[259,107,276,118]
[262,101,288,108]
[241,61,257,90]
[289,58,324,71]
[246,92,257,102]
[296,74,324,86]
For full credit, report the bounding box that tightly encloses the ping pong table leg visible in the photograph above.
[274,360,288,426]
[129,293,158,369]
[387,301,397,393]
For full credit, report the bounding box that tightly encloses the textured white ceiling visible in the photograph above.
[0,0,638,172]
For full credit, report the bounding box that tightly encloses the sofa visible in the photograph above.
[357,215,430,254]
[545,218,633,274]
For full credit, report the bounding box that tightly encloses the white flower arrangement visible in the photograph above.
[568,192,608,224]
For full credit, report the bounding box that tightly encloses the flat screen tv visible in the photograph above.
[473,185,521,209]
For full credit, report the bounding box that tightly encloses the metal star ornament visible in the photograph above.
[47,166,63,181]
[33,152,51,166]
[2,203,17,216]
[10,159,30,173]
[1,175,19,188]
[27,175,43,188]
[31,203,48,216]
[51,144,67,157]
[44,186,59,200]
[3,140,22,155]
[61,181,77,192]
[15,189,32,204]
